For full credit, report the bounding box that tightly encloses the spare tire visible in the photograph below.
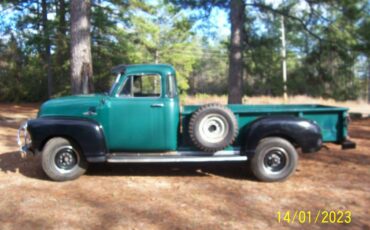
[188,104,238,152]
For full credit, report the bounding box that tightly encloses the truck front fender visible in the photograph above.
[27,117,107,162]
[242,116,322,153]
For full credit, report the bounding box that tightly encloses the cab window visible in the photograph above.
[166,74,178,98]
[119,74,161,97]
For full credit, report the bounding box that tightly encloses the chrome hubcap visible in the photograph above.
[263,147,288,174]
[55,147,78,170]
[199,114,229,143]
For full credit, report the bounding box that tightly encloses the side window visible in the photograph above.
[120,77,131,97]
[119,74,161,97]
[166,74,178,98]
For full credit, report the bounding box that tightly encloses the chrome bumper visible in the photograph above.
[17,121,33,157]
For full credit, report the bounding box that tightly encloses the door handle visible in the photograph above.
[83,107,97,116]
[83,111,97,116]
[151,103,164,108]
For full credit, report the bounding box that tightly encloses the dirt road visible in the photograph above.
[0,104,369,229]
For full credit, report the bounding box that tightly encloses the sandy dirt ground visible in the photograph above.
[0,103,369,230]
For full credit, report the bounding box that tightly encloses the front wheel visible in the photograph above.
[250,137,298,182]
[42,137,88,181]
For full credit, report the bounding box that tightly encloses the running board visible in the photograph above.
[106,150,247,163]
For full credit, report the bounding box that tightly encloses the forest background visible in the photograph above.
[0,0,369,103]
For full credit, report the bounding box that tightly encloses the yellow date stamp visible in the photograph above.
[277,210,352,224]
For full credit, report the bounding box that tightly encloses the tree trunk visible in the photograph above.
[368,61,370,103]
[57,0,67,62]
[70,0,94,94]
[227,0,245,104]
[41,0,53,98]
[58,0,67,35]
[56,0,68,86]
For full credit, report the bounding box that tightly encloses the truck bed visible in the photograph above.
[181,104,349,144]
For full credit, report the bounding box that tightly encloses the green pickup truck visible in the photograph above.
[17,64,355,182]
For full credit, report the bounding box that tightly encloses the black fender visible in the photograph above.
[27,117,107,161]
[242,116,322,153]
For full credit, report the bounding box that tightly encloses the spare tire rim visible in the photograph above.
[199,113,229,143]
[262,147,289,174]
[54,146,79,173]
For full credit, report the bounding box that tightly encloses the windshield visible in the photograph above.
[109,73,121,96]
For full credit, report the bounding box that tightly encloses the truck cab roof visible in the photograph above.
[111,64,176,76]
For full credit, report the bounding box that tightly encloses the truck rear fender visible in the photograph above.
[242,116,322,154]
[27,117,107,161]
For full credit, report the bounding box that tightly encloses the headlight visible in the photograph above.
[17,121,32,155]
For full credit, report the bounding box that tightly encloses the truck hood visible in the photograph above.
[38,94,105,118]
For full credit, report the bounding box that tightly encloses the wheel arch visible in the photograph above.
[242,116,322,154]
[40,135,83,154]
[261,133,298,147]
[27,117,107,161]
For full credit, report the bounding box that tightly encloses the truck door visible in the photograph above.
[108,73,167,152]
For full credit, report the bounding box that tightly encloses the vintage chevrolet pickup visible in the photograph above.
[17,64,355,182]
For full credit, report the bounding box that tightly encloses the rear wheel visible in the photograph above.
[42,137,88,181]
[250,137,298,182]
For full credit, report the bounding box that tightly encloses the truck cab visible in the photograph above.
[104,64,179,152]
